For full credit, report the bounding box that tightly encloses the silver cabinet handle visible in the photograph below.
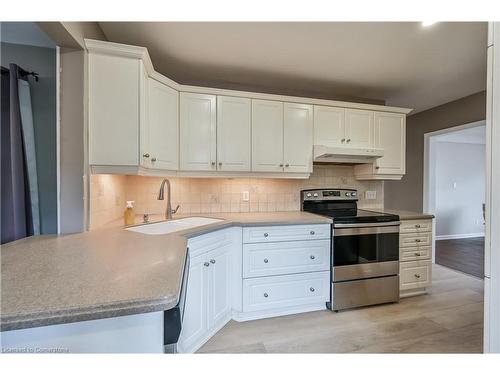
[143,153,150,158]
[279,163,284,167]
[210,259,216,264]
[264,293,269,298]
[285,163,290,167]
[218,162,222,166]
[375,166,380,170]
[264,258,269,263]
[415,224,421,228]
[414,252,421,256]
[341,138,346,143]
[264,233,269,237]
[346,139,351,143]
[211,161,216,166]
[414,274,421,279]
[151,157,157,162]
[415,239,421,242]
[310,255,315,260]
[310,287,315,292]
[204,262,210,267]
[310,230,315,235]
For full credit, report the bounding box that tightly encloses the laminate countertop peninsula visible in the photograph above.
[0,211,332,332]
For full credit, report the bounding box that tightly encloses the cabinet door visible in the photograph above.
[177,254,209,352]
[345,109,374,148]
[146,78,179,170]
[313,105,345,147]
[373,112,406,175]
[179,92,217,171]
[284,103,313,173]
[252,99,284,172]
[207,244,232,329]
[89,53,141,166]
[216,96,251,171]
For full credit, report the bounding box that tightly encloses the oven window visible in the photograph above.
[333,231,399,266]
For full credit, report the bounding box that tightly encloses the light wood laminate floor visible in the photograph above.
[199,264,484,353]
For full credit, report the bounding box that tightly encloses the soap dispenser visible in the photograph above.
[124,201,135,226]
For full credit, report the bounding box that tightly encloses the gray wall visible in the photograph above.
[434,141,485,237]
[385,91,486,212]
[1,42,57,234]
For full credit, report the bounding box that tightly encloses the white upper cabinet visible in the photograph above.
[252,100,284,172]
[344,109,374,148]
[145,78,179,170]
[216,96,251,172]
[354,111,406,180]
[284,103,313,173]
[88,53,143,166]
[313,105,345,147]
[180,92,217,171]
[373,112,406,175]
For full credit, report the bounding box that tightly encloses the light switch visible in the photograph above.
[242,191,250,202]
[365,191,377,200]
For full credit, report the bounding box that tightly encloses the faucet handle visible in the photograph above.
[143,213,150,223]
[171,205,180,214]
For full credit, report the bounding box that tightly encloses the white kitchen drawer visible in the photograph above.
[400,231,432,248]
[400,246,431,261]
[400,260,432,290]
[400,219,432,234]
[242,224,330,243]
[243,239,330,278]
[242,271,330,312]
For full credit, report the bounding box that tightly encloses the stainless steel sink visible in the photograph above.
[125,217,223,235]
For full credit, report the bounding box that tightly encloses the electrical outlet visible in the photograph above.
[242,191,250,202]
[365,191,377,200]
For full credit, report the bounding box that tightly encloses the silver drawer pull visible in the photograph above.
[264,258,269,263]
[414,253,421,256]
[151,157,157,162]
[264,233,269,237]
[310,255,315,260]
[210,259,216,264]
[264,293,269,298]
[414,274,421,279]
[310,287,315,292]
[204,262,210,267]
[143,153,150,158]
[310,230,315,235]
[415,224,421,228]
[415,239,421,242]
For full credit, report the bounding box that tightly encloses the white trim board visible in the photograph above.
[436,233,485,241]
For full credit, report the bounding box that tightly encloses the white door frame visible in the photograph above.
[422,120,486,263]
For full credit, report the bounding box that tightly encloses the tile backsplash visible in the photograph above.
[89,165,384,229]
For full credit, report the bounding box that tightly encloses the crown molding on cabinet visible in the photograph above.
[84,38,412,115]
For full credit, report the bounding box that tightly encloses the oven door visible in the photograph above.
[333,222,400,282]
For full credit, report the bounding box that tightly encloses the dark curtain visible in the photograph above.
[1,64,34,244]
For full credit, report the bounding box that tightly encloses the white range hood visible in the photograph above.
[313,145,384,164]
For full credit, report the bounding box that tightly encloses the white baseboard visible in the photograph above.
[436,233,485,240]
[232,302,327,322]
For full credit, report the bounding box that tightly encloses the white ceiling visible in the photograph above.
[0,22,56,48]
[434,124,486,144]
[99,22,487,113]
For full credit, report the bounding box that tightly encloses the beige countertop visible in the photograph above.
[372,209,435,220]
[0,211,332,332]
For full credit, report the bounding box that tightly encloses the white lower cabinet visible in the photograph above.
[177,228,237,353]
[398,218,434,297]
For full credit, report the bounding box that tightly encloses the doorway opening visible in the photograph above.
[424,120,486,278]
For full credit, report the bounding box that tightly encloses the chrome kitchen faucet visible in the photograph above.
[158,178,180,220]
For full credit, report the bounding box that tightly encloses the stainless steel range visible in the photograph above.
[301,188,400,311]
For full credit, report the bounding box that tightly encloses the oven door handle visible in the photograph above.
[333,221,401,228]
[334,223,400,236]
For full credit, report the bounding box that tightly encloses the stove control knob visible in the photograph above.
[345,192,351,197]
[306,193,312,198]
[313,193,319,197]
[351,192,357,197]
